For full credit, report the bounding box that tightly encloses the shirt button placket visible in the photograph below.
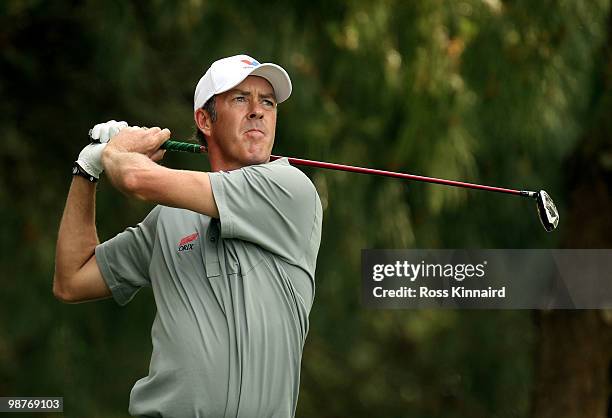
[204,220,220,278]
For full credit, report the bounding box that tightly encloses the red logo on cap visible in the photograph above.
[241,59,259,66]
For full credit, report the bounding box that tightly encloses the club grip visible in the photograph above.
[160,140,205,153]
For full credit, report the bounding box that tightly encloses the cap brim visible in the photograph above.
[249,63,292,104]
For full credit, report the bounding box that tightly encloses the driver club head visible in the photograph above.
[536,190,559,232]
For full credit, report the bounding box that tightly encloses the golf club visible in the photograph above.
[158,140,560,232]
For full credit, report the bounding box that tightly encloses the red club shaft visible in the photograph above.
[159,141,530,197]
[270,154,525,196]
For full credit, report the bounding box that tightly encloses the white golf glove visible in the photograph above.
[89,119,129,143]
[74,120,128,182]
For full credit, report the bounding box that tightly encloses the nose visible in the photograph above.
[248,102,264,120]
[248,110,263,120]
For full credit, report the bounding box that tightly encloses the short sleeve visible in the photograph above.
[208,159,320,265]
[95,206,161,306]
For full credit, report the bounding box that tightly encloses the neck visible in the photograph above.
[207,150,270,172]
[209,158,242,172]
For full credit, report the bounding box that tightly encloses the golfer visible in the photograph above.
[54,54,323,417]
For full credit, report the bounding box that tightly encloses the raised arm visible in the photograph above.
[101,127,219,218]
[54,124,219,304]
[53,121,130,303]
[53,177,111,303]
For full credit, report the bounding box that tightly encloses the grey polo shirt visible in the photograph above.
[95,157,322,418]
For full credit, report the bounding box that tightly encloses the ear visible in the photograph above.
[194,108,213,137]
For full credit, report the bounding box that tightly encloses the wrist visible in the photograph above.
[100,143,123,170]
[72,161,98,183]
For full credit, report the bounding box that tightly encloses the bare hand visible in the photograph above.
[106,127,170,162]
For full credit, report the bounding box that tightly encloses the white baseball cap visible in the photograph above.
[193,54,292,111]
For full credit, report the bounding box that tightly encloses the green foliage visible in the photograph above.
[0,0,609,416]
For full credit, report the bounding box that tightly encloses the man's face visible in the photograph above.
[205,76,277,169]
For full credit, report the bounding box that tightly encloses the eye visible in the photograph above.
[234,96,247,103]
[262,99,276,107]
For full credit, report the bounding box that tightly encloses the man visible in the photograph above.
[54,54,323,417]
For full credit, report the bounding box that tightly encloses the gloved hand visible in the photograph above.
[74,120,128,181]
[89,119,129,143]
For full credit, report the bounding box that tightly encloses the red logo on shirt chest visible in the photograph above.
[178,232,199,252]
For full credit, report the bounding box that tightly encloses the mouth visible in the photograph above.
[244,129,265,138]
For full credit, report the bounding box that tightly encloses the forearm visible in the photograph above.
[54,177,99,284]
[102,146,157,198]
[102,145,219,217]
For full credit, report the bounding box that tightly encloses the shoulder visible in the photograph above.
[246,158,319,196]
[208,158,321,221]
[156,204,208,221]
